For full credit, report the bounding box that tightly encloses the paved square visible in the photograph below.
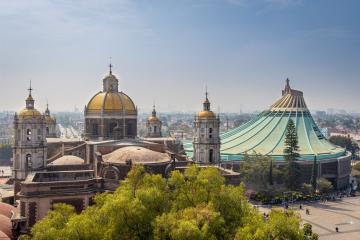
[259,196,360,240]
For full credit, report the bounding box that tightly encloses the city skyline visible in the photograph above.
[1,0,359,113]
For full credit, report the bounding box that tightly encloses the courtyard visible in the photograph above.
[259,196,360,240]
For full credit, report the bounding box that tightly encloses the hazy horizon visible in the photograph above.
[1,0,359,113]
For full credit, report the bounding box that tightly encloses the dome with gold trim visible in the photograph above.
[86,91,136,114]
[86,70,137,115]
[44,104,56,123]
[148,105,160,122]
[197,92,217,119]
[198,110,216,119]
[18,108,42,119]
[17,84,43,120]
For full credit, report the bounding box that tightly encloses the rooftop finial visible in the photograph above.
[282,78,291,96]
[203,86,210,111]
[205,85,208,100]
[109,57,113,74]
[28,80,33,96]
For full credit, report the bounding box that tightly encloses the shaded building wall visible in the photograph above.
[85,118,137,140]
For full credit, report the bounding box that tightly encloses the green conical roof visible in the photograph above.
[185,80,346,161]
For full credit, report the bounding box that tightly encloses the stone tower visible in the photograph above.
[146,105,162,138]
[44,103,57,138]
[13,84,47,194]
[192,91,220,164]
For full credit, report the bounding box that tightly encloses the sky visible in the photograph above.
[0,0,359,113]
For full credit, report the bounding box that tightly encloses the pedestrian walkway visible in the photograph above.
[258,196,360,240]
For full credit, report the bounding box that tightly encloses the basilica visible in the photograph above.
[0,65,351,239]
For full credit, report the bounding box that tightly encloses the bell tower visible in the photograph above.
[146,105,162,138]
[193,90,221,164]
[13,83,47,194]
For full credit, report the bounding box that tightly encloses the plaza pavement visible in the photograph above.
[258,196,360,240]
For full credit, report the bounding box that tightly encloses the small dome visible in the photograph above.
[49,155,85,165]
[17,108,42,119]
[0,212,13,239]
[86,92,136,114]
[0,203,16,219]
[0,231,10,240]
[198,110,216,119]
[148,116,159,122]
[45,115,56,124]
[103,146,170,164]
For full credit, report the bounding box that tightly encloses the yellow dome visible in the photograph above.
[87,91,136,114]
[198,110,216,119]
[18,108,42,119]
[45,115,56,124]
[148,116,159,122]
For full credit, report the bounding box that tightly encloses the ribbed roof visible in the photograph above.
[184,80,346,161]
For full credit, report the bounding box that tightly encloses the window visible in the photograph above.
[26,154,32,168]
[209,128,213,133]
[92,123,98,136]
[46,127,49,135]
[209,149,213,163]
[127,123,132,136]
[27,129,32,141]
[109,122,117,137]
[154,126,157,133]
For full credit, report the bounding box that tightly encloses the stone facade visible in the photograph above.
[146,106,162,138]
[44,104,58,138]
[193,92,221,164]
[13,89,47,194]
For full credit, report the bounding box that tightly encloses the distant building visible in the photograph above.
[44,104,58,138]
[146,105,162,138]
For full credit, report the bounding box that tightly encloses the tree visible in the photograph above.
[310,156,317,192]
[154,204,225,240]
[329,135,359,158]
[240,154,274,189]
[284,119,301,190]
[317,178,333,194]
[28,164,316,240]
[269,158,273,186]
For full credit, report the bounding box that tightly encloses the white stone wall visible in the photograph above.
[193,117,221,164]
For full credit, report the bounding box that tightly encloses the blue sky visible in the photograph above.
[0,0,359,113]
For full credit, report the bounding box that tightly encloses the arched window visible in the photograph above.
[154,126,157,133]
[127,123,132,136]
[209,149,213,163]
[26,154,32,168]
[92,123,98,136]
[46,127,49,135]
[26,129,32,141]
[109,123,117,137]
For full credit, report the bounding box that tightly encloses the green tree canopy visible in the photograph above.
[284,119,301,190]
[329,135,359,157]
[27,165,316,240]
